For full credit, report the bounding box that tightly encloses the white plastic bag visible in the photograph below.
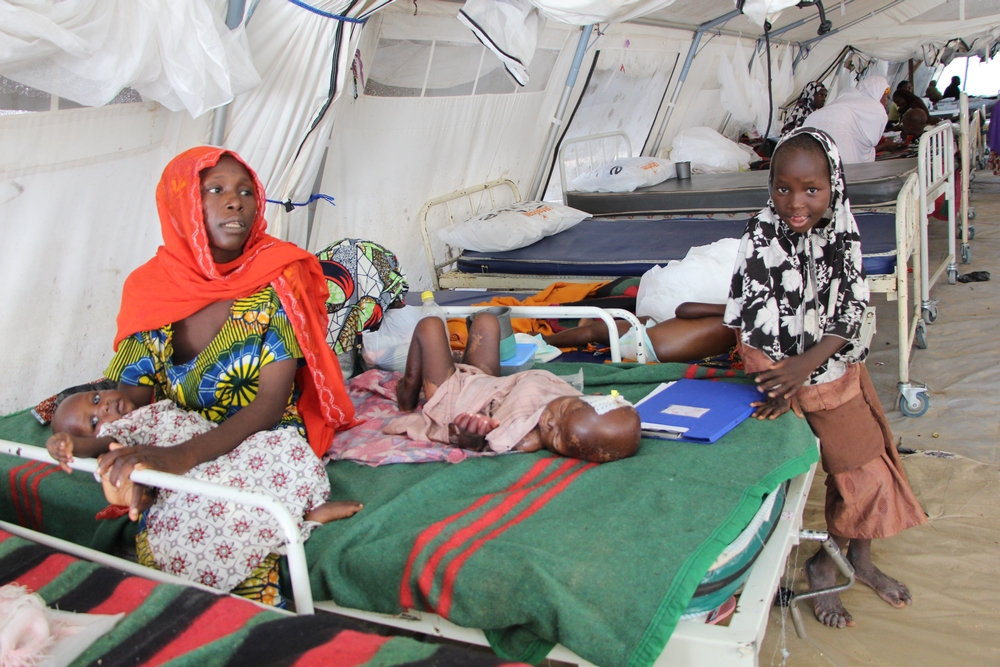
[437,201,590,252]
[670,127,759,174]
[636,238,742,323]
[568,157,676,193]
[361,306,424,373]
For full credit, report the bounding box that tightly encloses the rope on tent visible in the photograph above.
[286,0,367,23]
[267,193,336,212]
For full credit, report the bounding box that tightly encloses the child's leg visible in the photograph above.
[645,317,736,362]
[463,312,501,376]
[397,317,456,411]
[304,501,364,523]
[847,538,912,607]
[804,534,855,628]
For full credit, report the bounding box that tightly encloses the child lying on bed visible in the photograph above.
[46,391,361,525]
[384,312,641,462]
[541,302,736,363]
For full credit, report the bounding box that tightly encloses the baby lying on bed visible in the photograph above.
[384,312,641,462]
[46,391,360,524]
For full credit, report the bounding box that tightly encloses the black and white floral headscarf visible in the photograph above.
[782,81,826,135]
[724,127,869,385]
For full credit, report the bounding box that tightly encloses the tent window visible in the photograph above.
[365,39,558,97]
[0,76,143,114]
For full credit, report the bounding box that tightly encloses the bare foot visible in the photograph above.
[849,549,912,608]
[304,501,363,524]
[804,551,855,628]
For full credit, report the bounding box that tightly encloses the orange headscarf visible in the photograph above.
[115,146,356,456]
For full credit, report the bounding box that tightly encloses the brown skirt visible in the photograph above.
[811,365,926,539]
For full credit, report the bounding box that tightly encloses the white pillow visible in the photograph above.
[437,201,591,253]
[568,157,676,193]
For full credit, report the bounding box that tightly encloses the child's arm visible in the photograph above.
[755,336,846,399]
[46,433,115,473]
[448,413,499,451]
[751,393,804,420]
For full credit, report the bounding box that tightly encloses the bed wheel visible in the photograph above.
[915,322,928,350]
[948,268,958,285]
[967,208,976,221]
[899,392,930,418]
[961,244,972,265]
[968,225,976,240]
[922,303,938,324]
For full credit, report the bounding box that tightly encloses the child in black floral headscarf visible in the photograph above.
[724,127,925,630]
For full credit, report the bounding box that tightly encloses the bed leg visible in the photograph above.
[788,530,856,639]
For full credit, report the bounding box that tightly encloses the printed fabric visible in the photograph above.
[99,400,329,594]
[315,239,408,356]
[106,286,306,433]
[782,81,824,135]
[724,127,869,385]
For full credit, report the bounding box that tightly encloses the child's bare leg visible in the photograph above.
[847,538,912,607]
[804,534,855,628]
[646,317,736,362]
[464,312,501,376]
[396,317,456,411]
[543,320,631,348]
[304,501,363,523]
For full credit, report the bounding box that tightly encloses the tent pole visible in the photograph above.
[210,0,247,146]
[529,24,594,200]
[650,9,741,157]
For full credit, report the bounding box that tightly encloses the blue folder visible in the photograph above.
[634,379,761,444]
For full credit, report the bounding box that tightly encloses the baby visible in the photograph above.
[47,390,360,524]
[384,312,641,462]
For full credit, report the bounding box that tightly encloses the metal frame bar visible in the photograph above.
[0,440,315,614]
[917,121,957,322]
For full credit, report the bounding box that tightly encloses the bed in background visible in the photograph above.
[0,361,820,667]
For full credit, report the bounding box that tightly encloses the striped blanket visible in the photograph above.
[0,529,527,667]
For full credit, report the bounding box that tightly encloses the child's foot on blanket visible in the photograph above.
[305,501,363,524]
[804,550,855,628]
[848,539,913,608]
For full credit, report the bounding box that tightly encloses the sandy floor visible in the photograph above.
[759,169,1000,666]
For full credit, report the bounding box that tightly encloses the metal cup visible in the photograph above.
[675,161,692,179]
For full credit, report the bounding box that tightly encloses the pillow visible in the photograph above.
[568,157,676,193]
[437,201,591,253]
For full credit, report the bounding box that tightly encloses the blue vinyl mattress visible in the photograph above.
[457,213,898,278]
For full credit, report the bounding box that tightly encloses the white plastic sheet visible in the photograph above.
[669,126,758,173]
[458,0,541,85]
[0,0,260,117]
[636,238,741,323]
[735,0,800,28]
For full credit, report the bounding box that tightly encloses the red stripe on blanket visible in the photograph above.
[87,576,161,616]
[399,458,558,610]
[684,365,699,379]
[0,529,13,543]
[290,630,391,667]
[418,460,581,610]
[17,553,77,592]
[437,462,596,618]
[9,462,41,527]
[29,465,59,529]
[142,596,263,667]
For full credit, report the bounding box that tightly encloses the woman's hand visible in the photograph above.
[751,394,804,420]
[448,413,499,451]
[755,356,815,399]
[97,444,196,520]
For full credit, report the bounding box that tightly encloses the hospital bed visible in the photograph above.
[0,361,828,667]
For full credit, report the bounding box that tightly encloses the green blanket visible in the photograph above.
[0,363,818,667]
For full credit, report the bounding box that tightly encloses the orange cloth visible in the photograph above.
[114,146,356,457]
[447,281,609,349]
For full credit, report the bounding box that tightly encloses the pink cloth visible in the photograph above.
[384,365,581,453]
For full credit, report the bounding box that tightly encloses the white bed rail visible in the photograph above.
[0,440,315,614]
[420,179,521,290]
[439,305,647,364]
[558,131,632,198]
[916,121,957,329]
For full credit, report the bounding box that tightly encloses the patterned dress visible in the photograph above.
[105,286,329,603]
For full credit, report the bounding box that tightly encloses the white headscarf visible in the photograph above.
[800,75,888,164]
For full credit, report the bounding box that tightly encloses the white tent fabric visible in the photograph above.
[718,40,793,139]
[0,0,260,117]
[737,0,801,28]
[223,0,394,242]
[458,0,542,85]
[526,0,677,26]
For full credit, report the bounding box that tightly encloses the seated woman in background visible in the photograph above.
[802,76,889,164]
[925,79,943,103]
[93,147,358,604]
[782,81,828,136]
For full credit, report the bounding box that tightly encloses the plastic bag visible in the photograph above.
[361,306,423,373]
[636,238,742,323]
[670,127,759,173]
[568,157,676,193]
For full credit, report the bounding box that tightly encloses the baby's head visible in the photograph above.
[769,132,833,235]
[537,394,641,463]
[52,390,136,437]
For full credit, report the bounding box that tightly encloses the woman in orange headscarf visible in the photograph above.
[97,147,359,602]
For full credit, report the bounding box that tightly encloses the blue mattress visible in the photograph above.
[457,213,898,278]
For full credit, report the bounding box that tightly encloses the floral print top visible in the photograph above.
[724,127,870,385]
[105,286,305,434]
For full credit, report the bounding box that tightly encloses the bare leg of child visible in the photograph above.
[462,312,501,376]
[304,501,364,523]
[396,317,459,412]
[645,317,736,361]
[543,320,632,348]
[804,534,855,628]
[847,538,913,607]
